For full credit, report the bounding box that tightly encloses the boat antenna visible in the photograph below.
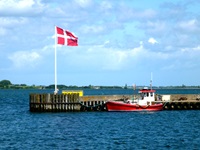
[150,72,153,90]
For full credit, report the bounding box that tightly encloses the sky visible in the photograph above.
[1,0,200,87]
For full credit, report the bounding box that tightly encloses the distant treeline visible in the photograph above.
[0,79,200,89]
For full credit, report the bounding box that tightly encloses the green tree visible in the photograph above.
[0,80,12,86]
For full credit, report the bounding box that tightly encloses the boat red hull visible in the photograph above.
[106,101,163,111]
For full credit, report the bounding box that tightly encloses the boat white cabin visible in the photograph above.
[128,87,156,105]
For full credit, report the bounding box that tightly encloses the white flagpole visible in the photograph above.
[54,26,57,94]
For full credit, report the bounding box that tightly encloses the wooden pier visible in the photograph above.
[29,93,200,112]
[29,93,81,112]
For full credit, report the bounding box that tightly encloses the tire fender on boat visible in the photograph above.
[139,105,150,109]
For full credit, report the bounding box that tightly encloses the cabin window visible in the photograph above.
[151,93,153,97]
[141,93,144,99]
[147,93,149,97]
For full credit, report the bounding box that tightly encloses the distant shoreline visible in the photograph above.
[1,85,200,90]
[1,79,200,90]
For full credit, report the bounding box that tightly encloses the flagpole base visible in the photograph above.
[54,89,59,95]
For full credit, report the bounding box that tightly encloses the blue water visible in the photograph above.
[83,88,200,95]
[0,89,200,149]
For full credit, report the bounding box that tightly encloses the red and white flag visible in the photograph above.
[55,26,78,46]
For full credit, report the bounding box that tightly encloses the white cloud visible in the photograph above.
[181,45,200,52]
[0,27,6,36]
[59,41,146,71]
[81,25,105,34]
[0,18,27,27]
[136,9,157,19]
[178,19,200,32]
[161,64,176,71]
[100,1,112,10]
[0,0,45,16]
[144,21,167,35]
[74,0,92,8]
[148,37,158,44]
[101,49,128,70]
[118,6,157,22]
[8,51,41,68]
[0,0,33,9]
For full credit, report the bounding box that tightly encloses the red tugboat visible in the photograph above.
[106,88,163,111]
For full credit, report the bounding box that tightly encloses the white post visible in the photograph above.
[54,26,57,94]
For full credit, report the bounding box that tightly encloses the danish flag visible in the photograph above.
[56,26,78,46]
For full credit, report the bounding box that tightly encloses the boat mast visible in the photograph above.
[133,83,136,100]
[150,72,153,90]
